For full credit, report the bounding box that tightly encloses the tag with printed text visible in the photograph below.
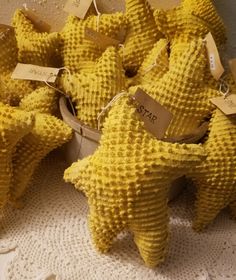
[84,28,120,50]
[229,59,236,85]
[133,88,173,139]
[147,0,181,9]
[205,32,224,80]
[64,0,93,19]
[11,63,60,83]
[0,24,14,41]
[211,95,236,115]
[22,9,51,32]
[96,0,125,13]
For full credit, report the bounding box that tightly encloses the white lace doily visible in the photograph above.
[1,152,236,280]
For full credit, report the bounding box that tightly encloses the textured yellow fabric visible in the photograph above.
[192,109,236,231]
[61,13,126,73]
[12,9,61,67]
[153,0,226,46]
[10,113,72,206]
[130,38,219,138]
[20,86,59,115]
[64,94,205,267]
[0,103,34,209]
[0,25,35,105]
[121,0,162,74]
[60,47,126,129]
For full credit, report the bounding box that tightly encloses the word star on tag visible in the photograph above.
[205,32,224,80]
[11,63,60,83]
[64,0,93,19]
[211,94,236,115]
[134,88,173,139]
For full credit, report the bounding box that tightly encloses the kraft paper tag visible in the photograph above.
[0,24,14,40]
[211,95,236,115]
[96,0,125,13]
[63,0,93,19]
[147,0,181,9]
[11,63,60,83]
[133,88,173,139]
[229,59,236,84]
[22,9,51,32]
[84,27,120,50]
[205,32,224,80]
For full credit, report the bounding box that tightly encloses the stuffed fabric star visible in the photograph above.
[130,38,219,138]
[0,103,34,209]
[20,86,59,116]
[121,0,162,74]
[191,108,236,231]
[64,93,205,267]
[0,24,35,105]
[12,9,61,67]
[60,47,126,129]
[60,12,126,73]
[153,0,226,46]
[10,113,72,206]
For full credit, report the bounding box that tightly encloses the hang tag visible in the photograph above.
[0,24,14,40]
[63,0,93,19]
[22,9,51,32]
[211,95,236,115]
[229,59,236,84]
[84,27,120,50]
[147,0,181,10]
[205,32,224,80]
[96,0,125,13]
[11,63,60,83]
[133,88,173,139]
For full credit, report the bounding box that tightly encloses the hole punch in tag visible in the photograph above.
[211,95,236,115]
[205,32,224,80]
[147,0,181,10]
[11,63,60,83]
[133,88,173,139]
[229,59,236,85]
[63,0,93,19]
[96,0,125,14]
[22,9,51,33]
[84,27,121,50]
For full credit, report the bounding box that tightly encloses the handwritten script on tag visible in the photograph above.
[133,88,173,139]
[84,28,120,50]
[229,59,236,85]
[147,0,181,9]
[11,63,60,83]
[22,9,51,32]
[205,32,224,80]
[211,94,236,115]
[64,0,93,19]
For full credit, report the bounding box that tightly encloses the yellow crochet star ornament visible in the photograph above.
[0,24,35,105]
[10,113,72,206]
[60,47,126,129]
[191,108,236,231]
[64,94,205,267]
[0,103,34,209]
[12,9,61,67]
[121,0,162,74]
[61,12,126,73]
[20,86,59,116]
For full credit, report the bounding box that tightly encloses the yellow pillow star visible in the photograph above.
[60,47,126,129]
[12,9,61,67]
[0,103,34,209]
[121,0,163,74]
[64,94,205,267]
[60,12,126,73]
[10,113,72,207]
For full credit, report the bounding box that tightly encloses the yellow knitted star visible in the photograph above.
[191,108,236,231]
[153,0,226,46]
[61,12,126,73]
[121,0,162,74]
[0,103,34,209]
[60,47,126,129]
[0,24,35,105]
[19,86,59,116]
[64,94,205,267]
[12,9,61,67]
[10,113,72,206]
